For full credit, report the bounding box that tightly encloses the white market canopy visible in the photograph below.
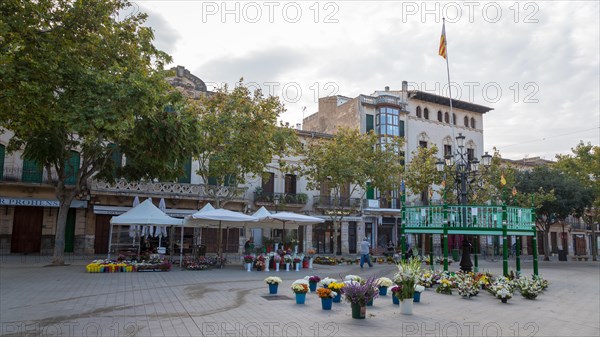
[110,199,183,226]
[251,207,325,229]
[184,207,258,228]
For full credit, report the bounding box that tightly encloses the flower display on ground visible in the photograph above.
[284,255,293,263]
[316,287,337,299]
[243,255,254,263]
[376,277,393,288]
[436,279,453,295]
[414,284,425,293]
[515,276,542,299]
[456,272,479,297]
[264,276,283,285]
[341,276,379,306]
[418,272,434,288]
[274,254,282,262]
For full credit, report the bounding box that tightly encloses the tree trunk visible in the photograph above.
[542,226,550,261]
[52,191,76,265]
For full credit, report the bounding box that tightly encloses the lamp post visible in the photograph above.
[274,194,283,248]
[436,133,492,272]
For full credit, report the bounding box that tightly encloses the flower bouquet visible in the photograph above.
[390,285,403,304]
[321,277,337,288]
[456,272,479,298]
[515,277,542,300]
[393,259,421,301]
[307,275,321,291]
[284,255,293,263]
[344,275,362,283]
[436,279,453,295]
[243,255,254,263]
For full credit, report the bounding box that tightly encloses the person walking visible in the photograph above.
[360,237,373,268]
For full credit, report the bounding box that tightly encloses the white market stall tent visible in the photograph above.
[109,199,184,264]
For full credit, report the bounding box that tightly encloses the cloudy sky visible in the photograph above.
[135,0,599,160]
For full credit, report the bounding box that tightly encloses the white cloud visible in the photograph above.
[142,1,599,160]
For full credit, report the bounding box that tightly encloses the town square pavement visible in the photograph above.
[0,255,598,337]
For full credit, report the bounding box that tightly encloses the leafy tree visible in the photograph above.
[555,142,600,260]
[189,81,299,207]
[404,145,441,204]
[0,0,196,265]
[302,128,403,254]
[515,166,594,260]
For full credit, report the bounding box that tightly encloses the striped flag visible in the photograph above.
[439,22,447,59]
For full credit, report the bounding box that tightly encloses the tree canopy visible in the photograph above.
[189,81,300,206]
[0,0,196,264]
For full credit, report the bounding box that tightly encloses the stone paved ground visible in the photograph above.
[0,255,598,337]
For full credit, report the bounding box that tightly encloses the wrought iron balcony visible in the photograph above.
[90,179,247,201]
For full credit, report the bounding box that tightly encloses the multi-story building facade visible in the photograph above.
[302,82,493,255]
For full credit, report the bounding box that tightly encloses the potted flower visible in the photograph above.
[293,257,302,271]
[341,276,379,319]
[414,284,425,302]
[255,255,266,271]
[321,277,337,288]
[376,277,393,296]
[307,248,316,268]
[328,282,345,302]
[307,275,321,291]
[265,276,283,294]
[393,259,421,315]
[243,255,254,272]
[316,287,337,310]
[284,255,292,271]
[274,254,281,272]
[291,279,309,304]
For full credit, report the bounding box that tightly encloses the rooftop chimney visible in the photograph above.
[296,123,302,130]
[385,86,390,91]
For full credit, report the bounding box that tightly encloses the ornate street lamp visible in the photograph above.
[436,133,492,272]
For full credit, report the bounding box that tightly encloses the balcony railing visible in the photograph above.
[376,95,404,107]
[1,165,58,185]
[254,192,308,205]
[313,195,362,209]
[90,179,247,200]
[403,205,535,233]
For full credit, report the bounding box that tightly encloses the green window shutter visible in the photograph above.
[366,114,374,132]
[0,144,4,181]
[22,158,43,183]
[399,120,405,138]
[224,174,235,187]
[178,158,192,184]
[109,144,122,176]
[65,151,80,185]
[366,182,375,199]
[207,177,217,186]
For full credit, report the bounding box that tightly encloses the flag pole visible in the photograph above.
[441,18,456,142]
